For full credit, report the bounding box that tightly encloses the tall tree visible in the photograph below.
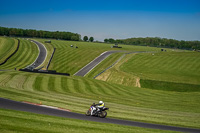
[108,38,115,43]
[104,38,108,43]
[89,37,94,42]
[83,36,88,41]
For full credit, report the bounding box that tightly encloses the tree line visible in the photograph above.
[104,37,200,50]
[0,26,81,41]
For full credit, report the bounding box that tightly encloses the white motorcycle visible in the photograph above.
[86,105,109,118]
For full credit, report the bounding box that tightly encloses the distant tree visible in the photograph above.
[71,35,79,41]
[104,38,109,43]
[89,37,94,42]
[108,38,115,43]
[104,38,115,43]
[83,36,88,41]
[0,27,4,35]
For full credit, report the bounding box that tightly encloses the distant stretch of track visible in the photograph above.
[74,51,150,77]
[0,98,199,133]
[26,40,47,69]
[74,51,119,76]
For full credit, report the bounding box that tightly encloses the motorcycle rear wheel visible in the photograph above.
[99,111,107,118]
[85,110,91,116]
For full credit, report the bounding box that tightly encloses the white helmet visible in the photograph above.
[99,101,103,104]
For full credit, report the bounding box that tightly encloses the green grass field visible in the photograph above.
[0,38,199,132]
[0,38,39,70]
[35,39,162,74]
[121,52,200,84]
[0,37,18,64]
[120,52,200,91]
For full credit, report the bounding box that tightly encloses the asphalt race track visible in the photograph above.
[74,51,120,76]
[0,98,199,133]
[26,40,47,69]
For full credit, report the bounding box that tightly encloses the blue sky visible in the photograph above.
[0,0,200,41]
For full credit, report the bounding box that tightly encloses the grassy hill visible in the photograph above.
[0,71,199,128]
[120,52,200,91]
[0,37,18,64]
[0,38,39,70]
[0,38,200,132]
[90,50,200,91]
[121,52,200,84]
[35,39,162,74]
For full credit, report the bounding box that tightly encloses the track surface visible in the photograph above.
[74,51,124,76]
[26,40,47,69]
[0,98,199,133]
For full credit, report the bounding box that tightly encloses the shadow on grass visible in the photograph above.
[140,79,200,92]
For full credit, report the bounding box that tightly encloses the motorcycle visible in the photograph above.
[85,105,109,118]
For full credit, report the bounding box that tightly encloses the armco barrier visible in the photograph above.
[46,48,56,70]
[19,68,70,76]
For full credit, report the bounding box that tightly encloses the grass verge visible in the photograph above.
[0,108,177,133]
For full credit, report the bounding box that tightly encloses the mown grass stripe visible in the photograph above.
[91,81,110,95]
[54,76,62,93]
[34,76,43,92]
[73,78,80,93]
[66,78,76,93]
[83,78,102,95]
[23,74,37,91]
[41,76,49,92]
[6,75,27,89]
[0,74,12,87]
[48,77,55,92]
[97,81,121,96]
[80,78,96,94]
[61,77,70,93]
[76,78,88,94]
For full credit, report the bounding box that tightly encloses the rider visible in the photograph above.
[91,101,105,116]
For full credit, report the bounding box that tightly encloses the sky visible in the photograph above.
[0,0,200,41]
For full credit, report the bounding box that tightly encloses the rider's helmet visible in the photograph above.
[99,101,103,104]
